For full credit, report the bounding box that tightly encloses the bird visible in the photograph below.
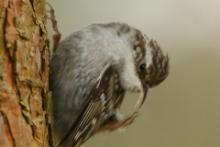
[49,22,169,147]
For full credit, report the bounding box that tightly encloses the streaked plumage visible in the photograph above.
[49,22,169,147]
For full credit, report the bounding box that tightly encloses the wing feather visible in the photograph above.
[57,64,115,147]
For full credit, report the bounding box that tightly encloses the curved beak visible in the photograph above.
[135,82,149,110]
[141,83,149,106]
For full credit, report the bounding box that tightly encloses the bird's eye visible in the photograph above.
[139,63,146,71]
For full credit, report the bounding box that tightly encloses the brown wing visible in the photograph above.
[57,64,124,147]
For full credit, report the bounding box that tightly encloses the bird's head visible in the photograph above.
[114,25,169,93]
[133,35,169,89]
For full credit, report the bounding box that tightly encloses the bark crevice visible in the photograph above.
[0,0,51,146]
[0,111,16,147]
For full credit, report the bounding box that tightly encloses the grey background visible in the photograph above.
[48,0,220,146]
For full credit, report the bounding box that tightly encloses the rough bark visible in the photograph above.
[0,0,51,147]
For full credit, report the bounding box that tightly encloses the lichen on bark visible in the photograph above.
[0,0,51,146]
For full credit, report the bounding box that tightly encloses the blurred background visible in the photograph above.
[47,0,220,147]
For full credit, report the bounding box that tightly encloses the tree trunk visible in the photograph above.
[0,0,51,146]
